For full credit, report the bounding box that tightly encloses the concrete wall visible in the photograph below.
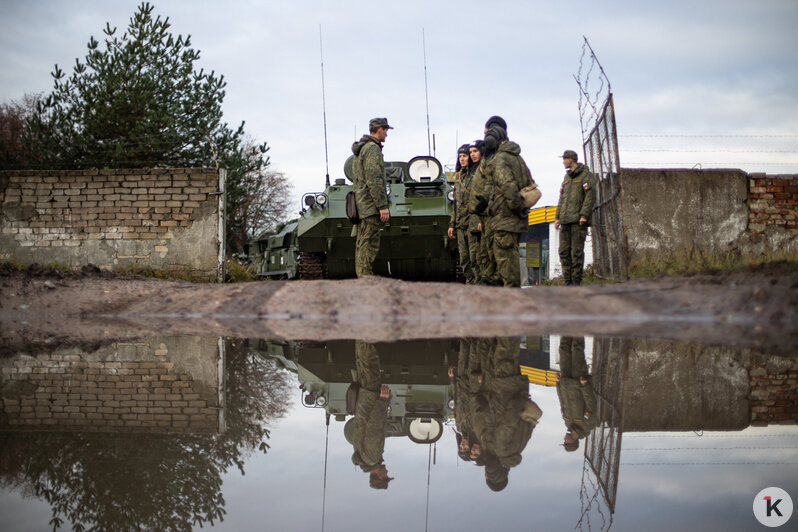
[617,169,798,271]
[0,336,222,433]
[619,169,749,268]
[620,339,751,431]
[592,337,798,431]
[0,168,223,279]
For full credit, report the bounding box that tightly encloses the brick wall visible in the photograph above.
[0,337,221,433]
[750,358,798,426]
[748,173,798,235]
[0,168,223,279]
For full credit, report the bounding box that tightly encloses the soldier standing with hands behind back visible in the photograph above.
[554,150,596,286]
[351,118,392,277]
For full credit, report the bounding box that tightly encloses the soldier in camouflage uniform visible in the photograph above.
[469,139,501,285]
[447,144,477,283]
[465,140,494,285]
[481,120,534,287]
[345,340,393,489]
[351,118,392,277]
[555,150,596,285]
[469,336,542,491]
[555,336,596,452]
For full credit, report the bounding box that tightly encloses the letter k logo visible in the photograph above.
[765,496,783,517]
[754,488,793,527]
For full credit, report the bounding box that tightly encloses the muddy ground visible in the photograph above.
[1,262,797,354]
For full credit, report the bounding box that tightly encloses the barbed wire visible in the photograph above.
[624,162,798,166]
[622,149,796,153]
[625,433,798,438]
[621,134,798,138]
[624,461,798,466]
[625,446,798,451]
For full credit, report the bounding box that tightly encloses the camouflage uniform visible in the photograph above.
[350,340,388,470]
[485,141,532,287]
[449,165,477,283]
[556,336,597,442]
[555,163,596,284]
[469,337,541,489]
[351,135,388,277]
[469,158,499,285]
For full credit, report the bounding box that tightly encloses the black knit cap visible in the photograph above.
[457,143,470,155]
[484,115,507,131]
[470,139,485,152]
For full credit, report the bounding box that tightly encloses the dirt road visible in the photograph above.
[1,263,796,353]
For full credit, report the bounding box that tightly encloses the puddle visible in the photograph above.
[1,335,796,531]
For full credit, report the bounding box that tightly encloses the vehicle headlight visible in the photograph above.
[386,184,392,197]
[315,193,328,207]
[315,394,327,407]
[446,190,455,203]
[304,194,316,208]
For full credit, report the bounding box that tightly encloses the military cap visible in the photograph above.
[484,115,507,131]
[369,117,394,130]
[560,149,579,161]
[457,143,470,155]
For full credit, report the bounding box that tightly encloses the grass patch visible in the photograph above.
[224,259,256,283]
[628,246,798,278]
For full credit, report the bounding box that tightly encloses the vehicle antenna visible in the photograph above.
[319,25,331,187]
[321,411,330,532]
[422,28,432,157]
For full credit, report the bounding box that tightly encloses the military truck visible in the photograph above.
[249,155,458,280]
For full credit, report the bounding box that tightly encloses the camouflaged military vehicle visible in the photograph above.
[248,220,298,279]
[253,338,456,444]
[249,155,458,280]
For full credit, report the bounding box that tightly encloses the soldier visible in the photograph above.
[554,149,596,286]
[351,117,392,277]
[555,336,597,452]
[466,140,494,285]
[469,336,542,491]
[481,120,534,287]
[345,340,394,489]
[448,144,477,283]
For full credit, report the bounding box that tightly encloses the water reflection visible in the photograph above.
[450,337,542,491]
[0,338,292,530]
[1,335,796,531]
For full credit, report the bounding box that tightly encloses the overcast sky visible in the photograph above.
[2,0,797,208]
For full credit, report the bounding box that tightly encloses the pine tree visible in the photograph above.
[28,2,226,168]
[20,2,292,256]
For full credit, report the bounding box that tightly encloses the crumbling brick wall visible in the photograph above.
[750,358,798,426]
[0,338,221,433]
[0,168,223,279]
[748,174,798,235]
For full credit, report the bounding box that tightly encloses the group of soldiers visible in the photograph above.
[448,335,597,491]
[350,114,597,286]
[448,116,599,287]
[345,334,597,491]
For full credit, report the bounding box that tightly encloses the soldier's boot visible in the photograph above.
[521,399,543,426]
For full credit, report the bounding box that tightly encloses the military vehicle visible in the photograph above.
[249,155,458,280]
[252,338,457,443]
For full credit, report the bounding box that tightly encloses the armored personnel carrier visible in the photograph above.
[249,155,458,280]
[253,338,456,444]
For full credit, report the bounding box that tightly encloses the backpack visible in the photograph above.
[345,191,360,224]
[518,155,541,209]
[345,382,359,415]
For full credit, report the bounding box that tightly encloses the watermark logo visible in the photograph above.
[753,487,793,527]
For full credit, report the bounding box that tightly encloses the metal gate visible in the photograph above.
[576,38,628,280]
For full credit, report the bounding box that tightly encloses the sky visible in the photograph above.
[1,0,797,210]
